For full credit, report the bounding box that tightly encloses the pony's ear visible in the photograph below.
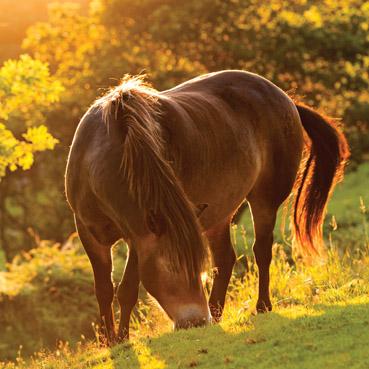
[195,203,208,218]
[146,210,165,237]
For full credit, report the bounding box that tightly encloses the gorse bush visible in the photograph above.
[0,54,62,179]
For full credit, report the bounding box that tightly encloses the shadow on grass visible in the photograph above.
[106,301,369,369]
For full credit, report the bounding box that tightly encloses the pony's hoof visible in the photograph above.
[106,336,119,347]
[98,338,116,348]
[209,305,223,323]
[117,330,129,343]
[210,316,221,324]
[117,336,129,343]
[256,301,272,313]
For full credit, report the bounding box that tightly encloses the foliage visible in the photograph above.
[0,54,63,260]
[0,55,61,178]
[93,0,369,134]
[0,124,57,178]
[0,237,96,362]
[0,0,88,63]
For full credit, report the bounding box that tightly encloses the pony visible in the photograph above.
[65,70,349,344]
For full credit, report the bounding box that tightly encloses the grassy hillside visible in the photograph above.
[15,296,369,369]
[4,243,369,369]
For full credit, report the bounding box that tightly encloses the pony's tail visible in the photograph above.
[293,103,350,254]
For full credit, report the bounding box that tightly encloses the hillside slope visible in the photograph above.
[13,295,369,369]
[4,240,368,369]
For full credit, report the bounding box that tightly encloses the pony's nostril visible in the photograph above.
[174,316,209,330]
[174,304,211,330]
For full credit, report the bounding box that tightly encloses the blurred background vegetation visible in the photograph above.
[1,0,369,262]
[0,0,368,363]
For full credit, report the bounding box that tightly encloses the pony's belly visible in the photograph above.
[183,159,259,231]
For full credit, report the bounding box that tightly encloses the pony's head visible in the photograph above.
[134,206,211,328]
[96,75,211,328]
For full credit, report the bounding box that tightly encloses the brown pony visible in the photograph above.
[65,70,349,344]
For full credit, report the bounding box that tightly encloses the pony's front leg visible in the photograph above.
[117,247,139,340]
[207,219,236,322]
[75,217,117,345]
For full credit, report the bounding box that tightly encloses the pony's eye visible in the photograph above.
[147,212,157,234]
[146,210,165,236]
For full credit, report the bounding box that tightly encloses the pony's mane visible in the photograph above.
[94,75,208,282]
[95,75,160,123]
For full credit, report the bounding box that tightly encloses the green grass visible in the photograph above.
[14,296,369,369]
[328,162,369,218]
[325,162,369,249]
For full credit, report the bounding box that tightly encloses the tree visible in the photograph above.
[0,54,62,178]
[0,54,63,260]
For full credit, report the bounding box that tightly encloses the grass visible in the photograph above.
[24,298,369,369]
[4,244,369,369]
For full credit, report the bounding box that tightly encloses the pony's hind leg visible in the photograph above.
[207,218,236,322]
[75,216,118,345]
[248,199,278,313]
[117,246,139,340]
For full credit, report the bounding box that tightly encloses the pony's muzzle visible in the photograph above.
[174,304,211,330]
